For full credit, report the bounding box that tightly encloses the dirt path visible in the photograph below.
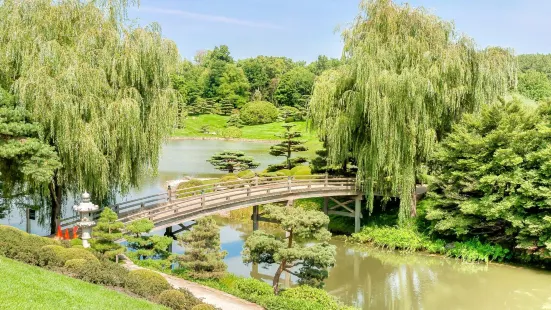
[121,257,263,310]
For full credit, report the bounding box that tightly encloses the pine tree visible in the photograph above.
[0,86,60,218]
[176,217,227,279]
[207,151,259,174]
[92,208,125,259]
[242,205,336,294]
[269,124,308,170]
[126,218,173,259]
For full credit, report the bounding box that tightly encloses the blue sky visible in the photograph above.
[129,0,551,62]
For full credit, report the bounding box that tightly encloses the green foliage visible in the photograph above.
[270,124,308,170]
[307,55,342,76]
[235,278,273,297]
[242,205,335,293]
[207,151,259,174]
[126,219,173,259]
[0,0,179,233]
[71,259,129,287]
[225,113,244,128]
[518,69,551,101]
[425,99,551,261]
[280,286,341,310]
[157,289,202,310]
[217,64,250,108]
[0,225,59,265]
[517,53,551,79]
[351,225,425,252]
[219,174,239,182]
[176,217,227,279]
[64,258,88,272]
[240,101,279,125]
[274,67,315,108]
[309,0,515,221]
[278,106,303,122]
[0,87,60,217]
[92,208,125,257]
[39,245,98,267]
[445,239,510,263]
[126,269,172,298]
[290,166,311,176]
[177,179,204,198]
[237,170,256,179]
[221,126,243,139]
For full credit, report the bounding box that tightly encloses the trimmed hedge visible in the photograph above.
[235,278,273,297]
[281,286,340,309]
[240,101,279,125]
[191,305,216,310]
[126,269,172,298]
[0,225,59,265]
[157,289,201,310]
[237,170,255,179]
[64,258,88,272]
[73,259,128,287]
[39,245,98,267]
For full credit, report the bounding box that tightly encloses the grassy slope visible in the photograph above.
[0,256,166,310]
[172,114,322,158]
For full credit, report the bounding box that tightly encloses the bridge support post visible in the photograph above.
[165,226,173,252]
[355,195,362,233]
[252,205,259,231]
[323,197,329,229]
[167,185,172,202]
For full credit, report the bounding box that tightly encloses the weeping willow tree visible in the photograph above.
[0,0,179,233]
[309,0,516,221]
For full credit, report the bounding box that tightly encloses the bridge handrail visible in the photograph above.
[61,175,356,227]
[118,177,356,223]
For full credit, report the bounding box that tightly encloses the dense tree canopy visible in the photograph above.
[518,70,551,101]
[309,0,516,221]
[0,0,179,233]
[424,99,551,262]
[517,54,551,79]
[274,67,315,108]
[242,205,336,294]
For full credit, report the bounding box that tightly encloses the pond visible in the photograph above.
[2,139,551,310]
[161,216,551,310]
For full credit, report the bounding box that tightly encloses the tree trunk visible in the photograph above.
[49,172,63,235]
[410,187,417,217]
[286,141,292,170]
[273,229,293,294]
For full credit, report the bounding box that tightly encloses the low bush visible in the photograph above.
[235,278,273,297]
[177,179,204,198]
[444,239,510,263]
[290,165,311,176]
[126,269,172,298]
[191,305,216,310]
[220,174,239,182]
[73,259,128,287]
[64,258,88,272]
[262,296,326,310]
[70,238,83,247]
[40,245,98,267]
[240,101,279,125]
[281,286,340,309]
[276,169,292,176]
[0,225,59,265]
[351,225,424,251]
[222,126,242,139]
[237,170,256,179]
[226,113,244,128]
[157,289,201,310]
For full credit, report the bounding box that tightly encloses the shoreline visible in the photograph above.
[169,136,279,143]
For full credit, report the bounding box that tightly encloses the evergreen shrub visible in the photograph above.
[126,269,171,298]
[240,101,279,125]
[157,289,201,310]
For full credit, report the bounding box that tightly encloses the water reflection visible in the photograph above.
[204,216,551,310]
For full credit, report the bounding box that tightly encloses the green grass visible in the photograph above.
[172,114,322,157]
[0,256,166,310]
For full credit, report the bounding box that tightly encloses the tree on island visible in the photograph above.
[0,1,179,234]
[309,0,516,221]
[126,218,173,259]
[269,124,308,170]
[175,217,227,279]
[91,208,125,260]
[242,204,336,294]
[207,151,259,174]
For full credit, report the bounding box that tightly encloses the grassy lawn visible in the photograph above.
[172,114,323,157]
[0,256,166,310]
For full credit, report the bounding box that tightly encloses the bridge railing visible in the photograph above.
[119,175,356,224]
[61,175,357,228]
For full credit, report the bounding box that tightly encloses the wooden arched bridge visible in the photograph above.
[60,175,364,233]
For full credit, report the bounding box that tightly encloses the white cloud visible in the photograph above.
[140,7,283,30]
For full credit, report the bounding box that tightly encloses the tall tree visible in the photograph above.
[274,67,315,108]
[307,55,341,76]
[0,87,60,219]
[207,151,259,174]
[242,204,336,294]
[269,124,308,170]
[309,0,515,221]
[518,70,551,101]
[176,217,227,279]
[217,64,250,108]
[0,0,179,233]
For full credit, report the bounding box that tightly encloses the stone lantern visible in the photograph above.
[73,192,99,248]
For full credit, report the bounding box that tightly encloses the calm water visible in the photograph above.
[0,139,280,235]
[162,217,551,310]
[3,139,551,309]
